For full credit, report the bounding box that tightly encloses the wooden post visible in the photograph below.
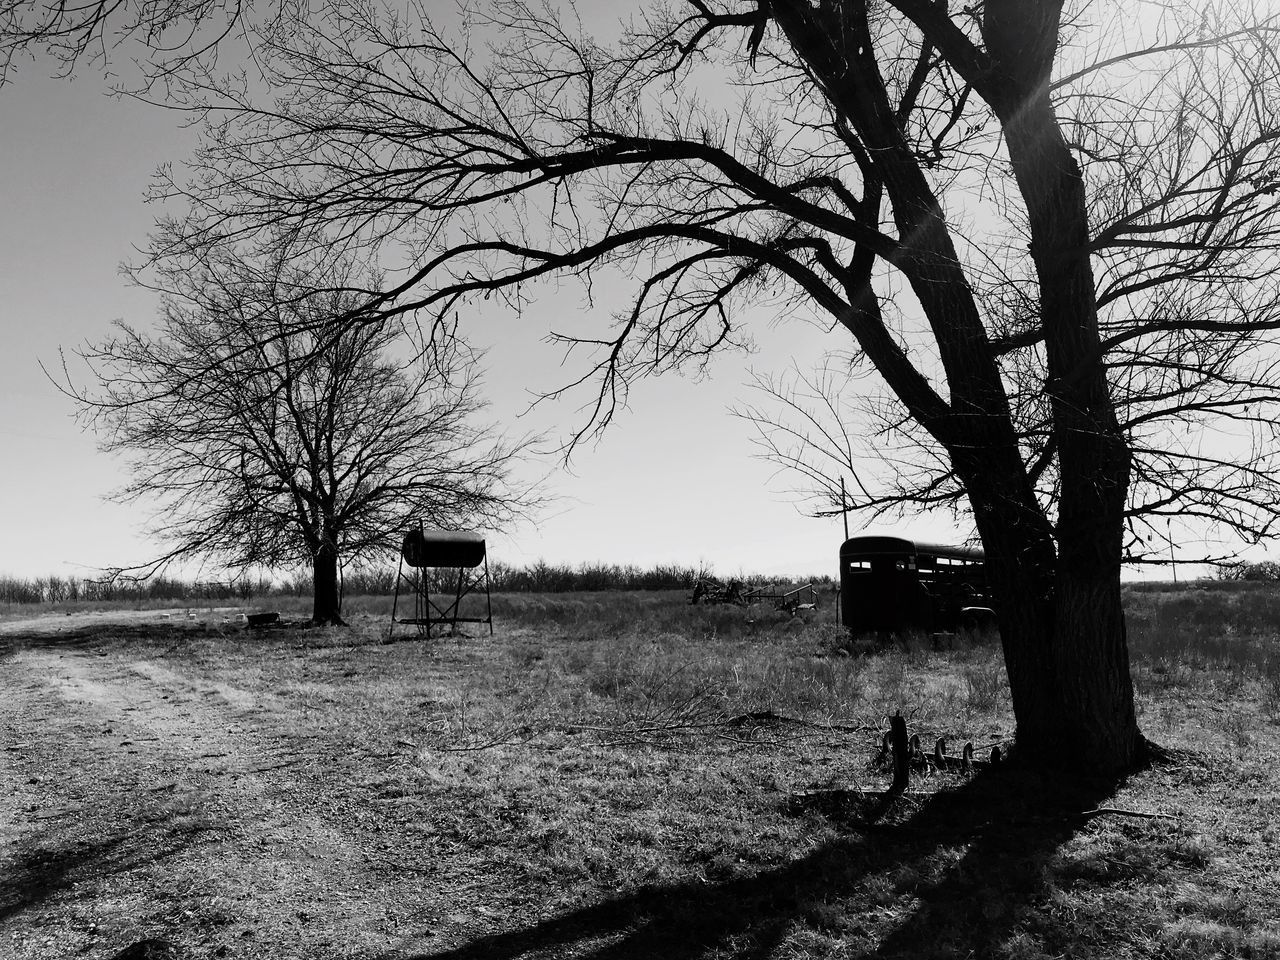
[890,714,910,794]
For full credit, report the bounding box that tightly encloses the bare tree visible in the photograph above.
[139,0,1280,771]
[0,0,257,85]
[68,246,536,624]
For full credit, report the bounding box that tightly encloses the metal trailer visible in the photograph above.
[839,535,994,635]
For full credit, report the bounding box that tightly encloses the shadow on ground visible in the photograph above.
[0,619,369,663]
[0,815,209,927]
[0,620,224,653]
[400,767,1123,959]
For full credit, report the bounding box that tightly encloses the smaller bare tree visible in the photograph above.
[66,246,536,624]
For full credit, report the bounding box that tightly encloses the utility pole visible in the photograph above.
[838,478,850,629]
[840,477,850,541]
[1168,517,1177,584]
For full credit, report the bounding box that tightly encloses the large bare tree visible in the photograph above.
[140,0,1280,771]
[70,247,535,624]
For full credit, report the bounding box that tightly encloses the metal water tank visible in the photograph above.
[401,529,486,569]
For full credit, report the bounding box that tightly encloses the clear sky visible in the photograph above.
[0,64,975,583]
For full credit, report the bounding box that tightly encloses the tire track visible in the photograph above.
[1,644,456,959]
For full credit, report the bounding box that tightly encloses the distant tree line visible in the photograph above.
[1216,561,1280,583]
[0,564,831,604]
[0,574,264,604]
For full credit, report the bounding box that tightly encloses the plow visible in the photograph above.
[688,574,820,615]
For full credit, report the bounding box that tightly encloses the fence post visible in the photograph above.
[890,713,910,794]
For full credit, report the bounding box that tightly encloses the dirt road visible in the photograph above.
[0,619,521,960]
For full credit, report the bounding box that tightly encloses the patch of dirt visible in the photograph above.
[0,616,505,959]
[0,608,245,637]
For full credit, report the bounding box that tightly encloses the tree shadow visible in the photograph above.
[0,621,242,662]
[0,815,206,925]
[397,767,1124,959]
[0,623,119,658]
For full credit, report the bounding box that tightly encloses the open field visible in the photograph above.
[2,588,1279,959]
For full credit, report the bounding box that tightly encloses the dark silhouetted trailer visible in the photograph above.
[391,526,493,638]
[839,536,993,635]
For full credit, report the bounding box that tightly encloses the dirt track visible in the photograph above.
[0,618,519,960]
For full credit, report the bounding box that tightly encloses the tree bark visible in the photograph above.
[311,540,344,625]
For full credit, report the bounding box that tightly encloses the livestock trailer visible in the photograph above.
[839,535,994,635]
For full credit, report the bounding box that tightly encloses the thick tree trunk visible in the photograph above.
[975,497,1139,772]
[980,0,1142,773]
[311,541,344,626]
[1048,563,1139,766]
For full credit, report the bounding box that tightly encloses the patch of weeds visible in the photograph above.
[998,930,1055,960]
[799,897,851,934]
[1224,710,1252,752]
[931,679,964,719]
[873,656,910,707]
[562,643,592,677]
[614,821,661,848]
[1262,655,1280,721]
[1160,919,1280,959]
[506,642,544,670]
[702,851,747,882]
[1165,833,1213,870]
[1221,665,1249,699]
[888,860,928,895]
[1173,885,1255,926]
[964,663,1004,713]
[860,874,898,907]
[1051,833,1209,887]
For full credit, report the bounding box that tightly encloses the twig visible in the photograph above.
[246,757,308,774]
[568,710,880,741]
[713,733,794,746]
[726,710,880,733]
[425,726,537,753]
[1078,806,1180,821]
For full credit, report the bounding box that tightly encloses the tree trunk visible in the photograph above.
[961,476,1060,753]
[311,540,344,625]
[980,0,1142,773]
[1047,562,1139,767]
[976,501,1140,773]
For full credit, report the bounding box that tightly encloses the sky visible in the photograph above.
[0,63,973,584]
[0,10,1232,586]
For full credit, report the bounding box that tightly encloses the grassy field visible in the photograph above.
[1,586,1278,959]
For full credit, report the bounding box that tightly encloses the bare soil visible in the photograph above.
[1,618,528,959]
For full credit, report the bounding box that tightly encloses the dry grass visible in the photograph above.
[0,586,1278,958]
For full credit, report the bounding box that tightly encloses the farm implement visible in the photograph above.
[688,575,819,614]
